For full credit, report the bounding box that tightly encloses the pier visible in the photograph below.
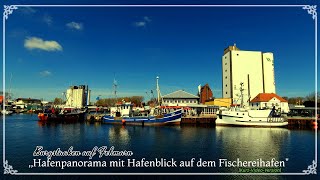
[86,113,318,129]
[287,117,319,129]
[181,115,216,125]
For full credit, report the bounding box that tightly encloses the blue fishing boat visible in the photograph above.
[102,76,182,126]
[102,108,182,126]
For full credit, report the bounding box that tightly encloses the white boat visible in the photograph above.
[1,109,13,115]
[216,83,288,127]
[216,108,288,127]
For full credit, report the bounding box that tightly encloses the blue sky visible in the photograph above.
[1,0,318,102]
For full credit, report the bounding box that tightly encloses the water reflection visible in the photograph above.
[108,126,131,147]
[3,114,314,174]
[215,126,290,171]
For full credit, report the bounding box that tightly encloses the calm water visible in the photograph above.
[1,114,318,179]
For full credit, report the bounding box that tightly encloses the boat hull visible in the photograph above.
[216,110,288,127]
[103,110,182,126]
[38,113,85,123]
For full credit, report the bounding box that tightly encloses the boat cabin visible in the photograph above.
[110,102,133,117]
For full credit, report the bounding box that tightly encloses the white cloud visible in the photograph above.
[40,70,52,77]
[134,16,152,27]
[143,16,151,22]
[43,15,53,26]
[20,7,36,14]
[66,22,83,30]
[24,37,63,51]
[134,21,146,27]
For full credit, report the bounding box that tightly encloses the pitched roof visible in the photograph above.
[201,84,211,90]
[162,90,199,99]
[250,93,287,103]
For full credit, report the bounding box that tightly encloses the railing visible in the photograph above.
[267,117,284,123]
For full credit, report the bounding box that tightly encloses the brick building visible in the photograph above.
[199,84,213,104]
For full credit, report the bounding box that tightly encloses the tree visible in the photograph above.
[53,98,64,105]
[303,92,320,107]
[95,96,144,107]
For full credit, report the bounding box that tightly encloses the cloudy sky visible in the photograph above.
[2,0,317,102]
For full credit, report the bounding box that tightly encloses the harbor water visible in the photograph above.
[1,114,318,179]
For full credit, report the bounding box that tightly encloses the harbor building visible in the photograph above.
[13,98,42,109]
[65,85,90,108]
[162,90,200,106]
[222,44,276,106]
[250,93,289,113]
[205,98,232,108]
[162,90,218,116]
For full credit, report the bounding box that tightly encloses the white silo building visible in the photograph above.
[222,44,276,106]
[65,85,90,108]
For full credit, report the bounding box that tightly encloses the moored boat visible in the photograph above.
[103,107,182,126]
[102,76,182,126]
[1,109,14,115]
[216,83,288,127]
[38,107,86,123]
[216,108,288,127]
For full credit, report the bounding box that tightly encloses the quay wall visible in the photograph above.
[88,113,318,129]
[181,117,216,124]
[287,117,319,129]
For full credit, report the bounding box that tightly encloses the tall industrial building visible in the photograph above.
[65,85,90,108]
[222,44,276,106]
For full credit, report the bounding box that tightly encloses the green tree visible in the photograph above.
[53,97,64,105]
[95,96,144,107]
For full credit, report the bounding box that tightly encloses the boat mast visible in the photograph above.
[239,82,244,108]
[8,73,13,100]
[113,74,118,102]
[156,76,162,105]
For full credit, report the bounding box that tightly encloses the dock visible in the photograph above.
[86,113,318,129]
[287,117,319,129]
[181,115,216,125]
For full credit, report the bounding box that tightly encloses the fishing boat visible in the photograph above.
[1,109,14,115]
[103,102,182,126]
[216,83,288,127]
[103,110,182,125]
[102,76,182,126]
[38,107,86,123]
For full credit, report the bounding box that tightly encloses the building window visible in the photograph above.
[225,63,227,65]
[226,92,228,95]
[265,103,267,107]
[225,76,227,79]
[225,84,227,87]
[225,69,227,72]
[237,54,239,56]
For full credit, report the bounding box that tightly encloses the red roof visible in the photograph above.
[0,96,3,104]
[250,93,287,103]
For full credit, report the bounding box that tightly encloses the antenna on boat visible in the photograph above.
[8,73,13,100]
[239,82,244,108]
[113,74,118,102]
[156,76,163,105]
